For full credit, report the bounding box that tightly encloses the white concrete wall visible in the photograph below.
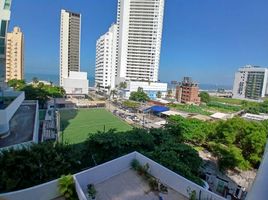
[246,141,268,200]
[136,153,226,200]
[0,91,24,135]
[0,179,60,200]
[74,153,135,200]
[128,81,168,92]
[63,71,88,94]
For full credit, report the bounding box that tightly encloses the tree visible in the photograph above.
[7,79,26,90]
[110,89,117,99]
[199,91,210,103]
[119,82,127,90]
[129,87,149,102]
[32,77,39,85]
[156,91,162,98]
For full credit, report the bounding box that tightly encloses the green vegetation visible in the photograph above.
[122,100,140,109]
[0,125,203,193]
[169,116,268,170]
[168,103,212,116]
[210,96,245,105]
[199,91,210,103]
[60,109,132,144]
[207,101,241,113]
[7,79,65,108]
[58,175,78,200]
[129,87,149,102]
[1,104,267,193]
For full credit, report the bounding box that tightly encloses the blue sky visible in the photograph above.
[9,0,268,85]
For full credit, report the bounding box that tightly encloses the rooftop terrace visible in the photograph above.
[0,101,39,149]
[95,169,187,200]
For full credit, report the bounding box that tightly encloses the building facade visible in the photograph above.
[63,71,88,95]
[116,0,165,82]
[95,24,118,91]
[176,77,201,105]
[232,65,268,100]
[0,0,12,86]
[5,26,24,81]
[59,9,81,86]
[121,80,167,100]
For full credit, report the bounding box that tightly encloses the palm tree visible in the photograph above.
[157,91,162,98]
[110,89,117,99]
[32,77,39,85]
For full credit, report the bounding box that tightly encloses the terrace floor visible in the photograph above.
[95,170,188,200]
[0,104,36,148]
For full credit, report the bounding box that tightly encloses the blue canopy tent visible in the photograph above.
[144,105,169,115]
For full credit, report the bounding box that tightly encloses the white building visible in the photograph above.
[0,0,12,85]
[63,71,88,95]
[59,9,81,86]
[121,81,167,99]
[116,0,165,82]
[95,24,118,91]
[232,65,268,100]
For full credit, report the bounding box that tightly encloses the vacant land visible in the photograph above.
[60,108,132,144]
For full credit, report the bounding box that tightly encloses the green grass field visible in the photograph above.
[60,108,132,144]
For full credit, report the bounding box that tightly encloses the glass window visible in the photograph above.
[4,0,11,10]
[0,21,7,37]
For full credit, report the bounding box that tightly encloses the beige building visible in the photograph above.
[5,26,24,81]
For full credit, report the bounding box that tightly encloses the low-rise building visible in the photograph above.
[176,77,201,105]
[63,71,89,95]
[120,81,168,100]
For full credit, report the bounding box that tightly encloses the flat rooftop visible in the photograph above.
[95,169,188,200]
[0,103,36,148]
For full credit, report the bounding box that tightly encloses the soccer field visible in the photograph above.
[60,108,132,144]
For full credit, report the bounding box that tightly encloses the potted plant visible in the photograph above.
[87,184,97,199]
[58,174,77,200]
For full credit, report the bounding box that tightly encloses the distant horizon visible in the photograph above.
[24,72,233,90]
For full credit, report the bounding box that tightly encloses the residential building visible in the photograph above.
[95,24,118,91]
[232,65,268,100]
[116,0,165,83]
[0,0,12,86]
[63,71,88,95]
[176,77,201,105]
[120,80,167,100]
[5,26,24,81]
[59,9,81,86]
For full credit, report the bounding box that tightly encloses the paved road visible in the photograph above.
[106,101,162,129]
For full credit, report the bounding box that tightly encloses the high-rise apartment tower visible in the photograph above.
[5,26,24,81]
[233,65,268,100]
[95,24,118,91]
[0,0,12,86]
[59,9,81,86]
[116,0,165,82]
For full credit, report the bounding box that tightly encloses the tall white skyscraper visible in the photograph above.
[0,0,12,86]
[116,0,165,82]
[59,9,81,86]
[95,24,118,90]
